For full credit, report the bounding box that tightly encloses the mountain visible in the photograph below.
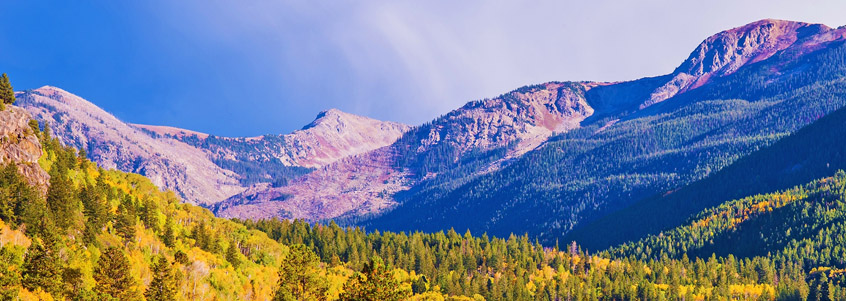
[16,86,409,205]
[359,19,846,243]
[214,81,594,220]
[4,100,829,300]
[570,90,846,250]
[212,19,846,236]
[17,20,846,249]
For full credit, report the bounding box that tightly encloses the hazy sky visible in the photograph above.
[2,1,845,136]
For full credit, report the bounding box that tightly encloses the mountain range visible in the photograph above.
[16,19,846,249]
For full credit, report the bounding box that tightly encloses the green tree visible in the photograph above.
[273,244,328,301]
[0,73,15,108]
[21,241,63,297]
[46,173,79,231]
[162,213,175,247]
[140,197,159,232]
[339,256,411,301]
[114,197,136,246]
[226,239,242,269]
[145,256,179,301]
[94,247,139,300]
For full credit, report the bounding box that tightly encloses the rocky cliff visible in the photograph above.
[645,19,846,108]
[0,105,49,194]
[215,81,595,221]
[17,86,410,205]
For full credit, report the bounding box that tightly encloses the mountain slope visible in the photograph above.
[214,81,594,220]
[17,86,245,205]
[213,19,846,229]
[571,86,846,250]
[16,87,409,205]
[362,19,846,244]
[0,106,49,193]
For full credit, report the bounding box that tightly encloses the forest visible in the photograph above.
[2,109,846,300]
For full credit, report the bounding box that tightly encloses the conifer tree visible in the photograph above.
[273,244,328,301]
[162,214,175,247]
[114,198,136,246]
[46,173,78,231]
[339,256,410,301]
[226,239,242,269]
[145,256,179,301]
[94,247,139,300]
[141,197,159,232]
[0,73,15,108]
[22,241,63,297]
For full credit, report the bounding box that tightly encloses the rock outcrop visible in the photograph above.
[17,86,410,205]
[645,19,846,108]
[0,106,49,194]
[216,82,595,221]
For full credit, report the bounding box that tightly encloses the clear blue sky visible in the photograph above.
[2,1,845,137]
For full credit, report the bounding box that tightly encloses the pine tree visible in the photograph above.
[162,214,175,247]
[140,197,159,232]
[145,256,179,301]
[46,173,79,231]
[339,256,411,301]
[114,198,136,246]
[22,241,63,297]
[94,247,139,300]
[226,239,242,269]
[273,244,328,301]
[0,73,15,107]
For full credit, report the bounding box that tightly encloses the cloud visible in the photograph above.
[5,0,846,136]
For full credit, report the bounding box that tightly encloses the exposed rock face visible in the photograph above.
[416,82,593,159]
[189,109,411,169]
[285,109,411,168]
[216,82,594,221]
[645,19,846,108]
[0,106,49,194]
[17,86,410,205]
[17,86,244,205]
[217,19,846,223]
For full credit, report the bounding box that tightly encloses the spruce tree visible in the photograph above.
[273,244,328,301]
[162,214,175,247]
[226,239,242,269]
[145,256,179,301]
[94,247,139,300]
[46,173,79,231]
[22,241,63,297]
[0,73,14,107]
[114,199,136,246]
[140,197,159,232]
[339,256,410,301]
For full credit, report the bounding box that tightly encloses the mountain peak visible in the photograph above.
[302,108,375,130]
[643,19,844,108]
[676,19,825,77]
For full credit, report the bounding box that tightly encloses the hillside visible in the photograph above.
[16,87,409,205]
[3,102,844,300]
[604,170,846,300]
[215,81,595,220]
[362,19,846,243]
[571,96,846,250]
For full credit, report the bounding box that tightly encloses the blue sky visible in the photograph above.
[2,1,846,137]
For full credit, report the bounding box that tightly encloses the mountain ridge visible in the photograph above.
[16,86,409,205]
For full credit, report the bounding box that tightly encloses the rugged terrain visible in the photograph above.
[16,87,409,205]
[20,20,846,248]
[0,105,48,193]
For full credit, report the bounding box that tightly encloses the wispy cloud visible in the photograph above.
[3,0,846,136]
